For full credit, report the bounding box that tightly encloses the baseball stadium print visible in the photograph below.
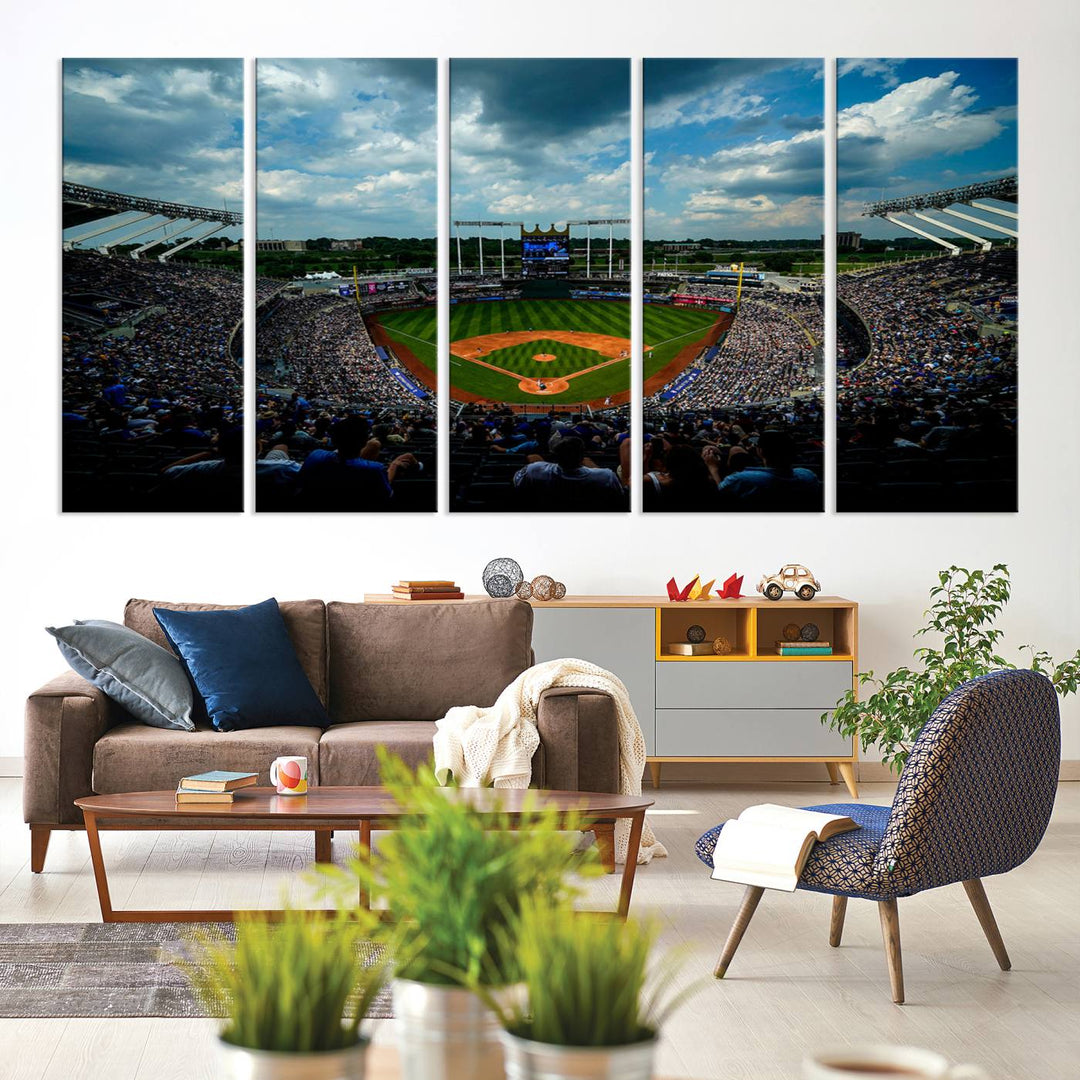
[836,59,1017,513]
[448,58,632,513]
[255,59,437,512]
[643,60,825,513]
[61,60,244,512]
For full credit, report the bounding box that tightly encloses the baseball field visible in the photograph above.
[368,298,726,406]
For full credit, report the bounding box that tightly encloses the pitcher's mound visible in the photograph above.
[533,352,557,362]
[519,377,570,396]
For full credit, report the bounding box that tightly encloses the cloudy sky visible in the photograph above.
[451,59,630,238]
[63,59,243,238]
[838,58,1017,237]
[257,59,436,240]
[644,59,823,241]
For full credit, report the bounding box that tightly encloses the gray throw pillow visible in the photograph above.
[46,619,195,732]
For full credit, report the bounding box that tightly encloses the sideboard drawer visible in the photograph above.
[655,709,852,757]
[655,660,852,710]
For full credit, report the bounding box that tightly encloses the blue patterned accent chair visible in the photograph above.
[696,670,1061,1003]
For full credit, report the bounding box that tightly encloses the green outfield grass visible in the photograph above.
[642,305,723,381]
[375,298,722,405]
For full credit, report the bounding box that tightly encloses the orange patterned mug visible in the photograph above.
[270,755,308,796]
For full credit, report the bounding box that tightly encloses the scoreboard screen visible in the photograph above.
[522,236,570,277]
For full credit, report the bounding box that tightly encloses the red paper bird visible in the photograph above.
[718,573,744,600]
[666,576,698,602]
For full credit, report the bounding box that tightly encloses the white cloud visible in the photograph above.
[837,59,904,87]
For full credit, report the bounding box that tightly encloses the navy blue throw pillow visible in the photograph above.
[153,598,329,732]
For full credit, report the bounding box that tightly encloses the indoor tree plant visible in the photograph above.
[824,565,1080,773]
[318,749,598,1080]
[184,906,390,1080]
[481,897,698,1080]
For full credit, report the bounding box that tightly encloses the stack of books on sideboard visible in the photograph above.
[776,640,833,656]
[391,580,464,600]
[175,771,258,804]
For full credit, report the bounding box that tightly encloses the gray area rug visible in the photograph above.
[0,923,393,1019]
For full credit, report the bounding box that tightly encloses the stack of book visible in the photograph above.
[392,580,465,600]
[775,640,833,656]
[175,770,258,804]
[666,642,714,656]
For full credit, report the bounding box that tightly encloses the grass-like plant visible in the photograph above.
[483,899,698,1048]
[184,908,389,1053]
[824,565,1080,773]
[317,748,598,989]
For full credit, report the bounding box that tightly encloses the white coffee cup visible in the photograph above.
[804,1044,990,1080]
[270,755,309,796]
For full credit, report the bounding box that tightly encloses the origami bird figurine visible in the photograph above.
[717,573,744,600]
[666,576,698,602]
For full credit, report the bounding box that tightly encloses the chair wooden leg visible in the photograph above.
[829,895,847,947]
[962,878,1011,971]
[714,886,765,978]
[30,826,51,874]
[878,898,904,1004]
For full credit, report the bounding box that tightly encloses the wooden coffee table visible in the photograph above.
[74,786,653,923]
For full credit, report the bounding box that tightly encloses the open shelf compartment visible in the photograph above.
[656,607,753,659]
[754,604,855,659]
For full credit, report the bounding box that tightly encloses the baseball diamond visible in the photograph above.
[367,298,727,407]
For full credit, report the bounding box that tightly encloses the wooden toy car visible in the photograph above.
[757,564,820,601]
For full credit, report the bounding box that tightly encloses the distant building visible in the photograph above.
[329,238,363,251]
[835,232,862,251]
[256,239,308,252]
[663,242,699,253]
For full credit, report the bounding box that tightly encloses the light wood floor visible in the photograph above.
[1,777,1077,1080]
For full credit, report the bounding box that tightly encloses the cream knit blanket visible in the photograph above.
[433,658,666,865]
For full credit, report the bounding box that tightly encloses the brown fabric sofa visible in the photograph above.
[24,597,620,871]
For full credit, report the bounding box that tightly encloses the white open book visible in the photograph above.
[710,804,859,892]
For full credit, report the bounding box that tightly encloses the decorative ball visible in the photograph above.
[782,622,801,641]
[531,575,556,602]
[515,580,533,600]
[686,624,706,644]
[800,622,820,642]
[713,636,733,655]
[482,558,524,598]
[553,581,566,600]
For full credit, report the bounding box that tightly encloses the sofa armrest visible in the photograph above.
[535,686,620,794]
[24,671,119,826]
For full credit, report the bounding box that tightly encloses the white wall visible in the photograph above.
[2,0,1078,765]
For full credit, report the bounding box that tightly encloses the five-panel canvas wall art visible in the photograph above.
[61,58,1017,514]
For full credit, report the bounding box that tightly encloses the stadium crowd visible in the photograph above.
[255,294,436,511]
[835,251,1017,509]
[651,293,823,410]
[61,251,243,511]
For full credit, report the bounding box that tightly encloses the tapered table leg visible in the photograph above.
[83,812,115,923]
[616,812,645,918]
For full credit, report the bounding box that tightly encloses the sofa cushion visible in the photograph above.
[46,619,195,732]
[326,599,533,722]
[93,722,323,794]
[124,598,328,705]
[152,599,330,732]
[319,721,438,786]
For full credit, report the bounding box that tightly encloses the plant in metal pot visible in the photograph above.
[480,897,699,1080]
[183,906,389,1080]
[316,749,599,1080]
[824,565,1080,774]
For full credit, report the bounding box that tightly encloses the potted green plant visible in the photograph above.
[824,565,1080,773]
[320,750,596,1080]
[483,898,697,1080]
[184,907,388,1080]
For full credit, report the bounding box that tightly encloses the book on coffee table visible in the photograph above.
[176,787,236,804]
[710,804,859,892]
[179,770,258,793]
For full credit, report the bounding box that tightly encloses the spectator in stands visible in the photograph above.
[513,436,626,511]
[708,429,821,510]
[644,441,722,512]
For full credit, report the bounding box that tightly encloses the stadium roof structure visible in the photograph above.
[62,182,242,262]
[861,176,1017,256]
